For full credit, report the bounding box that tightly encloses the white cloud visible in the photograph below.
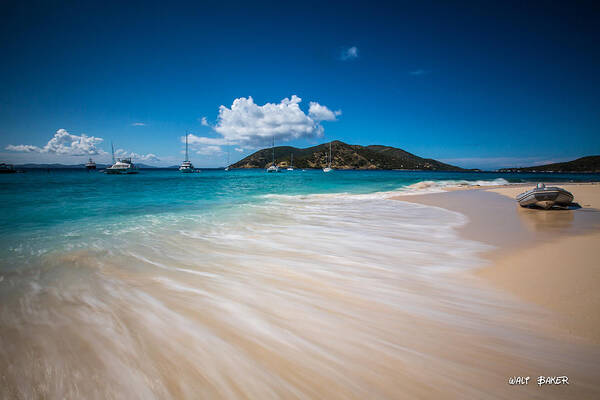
[131,122,146,126]
[196,146,222,155]
[206,95,338,147]
[114,148,160,162]
[5,129,106,156]
[181,134,228,158]
[5,144,39,152]
[186,134,228,146]
[340,46,358,61]
[308,102,341,121]
[183,96,340,155]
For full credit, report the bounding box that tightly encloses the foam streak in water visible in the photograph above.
[1,188,599,399]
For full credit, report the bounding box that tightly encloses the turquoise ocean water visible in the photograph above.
[1,168,598,265]
[1,169,600,398]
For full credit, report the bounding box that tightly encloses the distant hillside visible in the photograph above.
[229,141,463,170]
[16,163,159,169]
[498,156,600,173]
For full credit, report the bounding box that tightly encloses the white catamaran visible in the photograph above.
[323,142,333,172]
[266,137,280,173]
[105,143,139,174]
[179,132,196,173]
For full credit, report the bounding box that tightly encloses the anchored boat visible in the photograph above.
[105,143,139,174]
[323,142,333,173]
[179,132,197,173]
[516,183,574,209]
[266,137,280,173]
[0,163,16,174]
[85,158,96,170]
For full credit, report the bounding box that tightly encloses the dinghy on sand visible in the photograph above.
[516,183,574,209]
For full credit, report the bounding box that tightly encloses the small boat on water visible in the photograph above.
[0,163,16,174]
[85,158,96,170]
[287,153,294,171]
[266,137,280,173]
[323,142,333,173]
[179,133,197,173]
[516,183,574,209]
[105,143,139,174]
[105,158,139,174]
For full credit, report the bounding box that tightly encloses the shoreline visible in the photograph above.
[392,182,600,344]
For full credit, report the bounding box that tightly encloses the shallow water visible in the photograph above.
[1,169,599,399]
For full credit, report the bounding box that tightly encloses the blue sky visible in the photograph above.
[1,0,599,169]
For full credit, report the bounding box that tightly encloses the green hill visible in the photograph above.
[229,141,463,170]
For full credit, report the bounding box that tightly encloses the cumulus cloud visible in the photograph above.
[186,96,340,154]
[182,134,228,157]
[131,122,146,126]
[218,95,338,145]
[195,146,222,155]
[200,117,210,127]
[308,102,341,121]
[340,46,358,60]
[186,134,227,146]
[5,144,39,152]
[5,129,106,156]
[115,148,160,162]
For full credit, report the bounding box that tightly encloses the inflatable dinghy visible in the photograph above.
[516,183,574,209]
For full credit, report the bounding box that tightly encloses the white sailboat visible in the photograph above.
[266,137,280,172]
[105,142,139,174]
[179,132,196,173]
[287,153,294,171]
[323,141,333,172]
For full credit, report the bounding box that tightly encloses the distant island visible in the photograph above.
[14,163,160,169]
[229,140,464,171]
[498,156,600,173]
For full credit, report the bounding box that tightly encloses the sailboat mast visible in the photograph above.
[329,142,332,168]
[185,132,189,162]
[272,136,275,166]
[291,153,293,167]
[111,142,115,163]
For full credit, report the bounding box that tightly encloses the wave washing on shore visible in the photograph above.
[1,170,600,399]
[403,177,510,193]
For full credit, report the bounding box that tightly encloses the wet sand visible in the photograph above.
[2,184,600,399]
[393,183,600,344]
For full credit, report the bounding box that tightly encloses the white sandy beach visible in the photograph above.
[2,181,600,399]
[394,183,600,344]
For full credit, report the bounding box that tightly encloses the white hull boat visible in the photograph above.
[323,141,333,173]
[105,143,139,174]
[105,158,139,174]
[180,133,197,173]
[266,137,280,172]
[516,183,574,209]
